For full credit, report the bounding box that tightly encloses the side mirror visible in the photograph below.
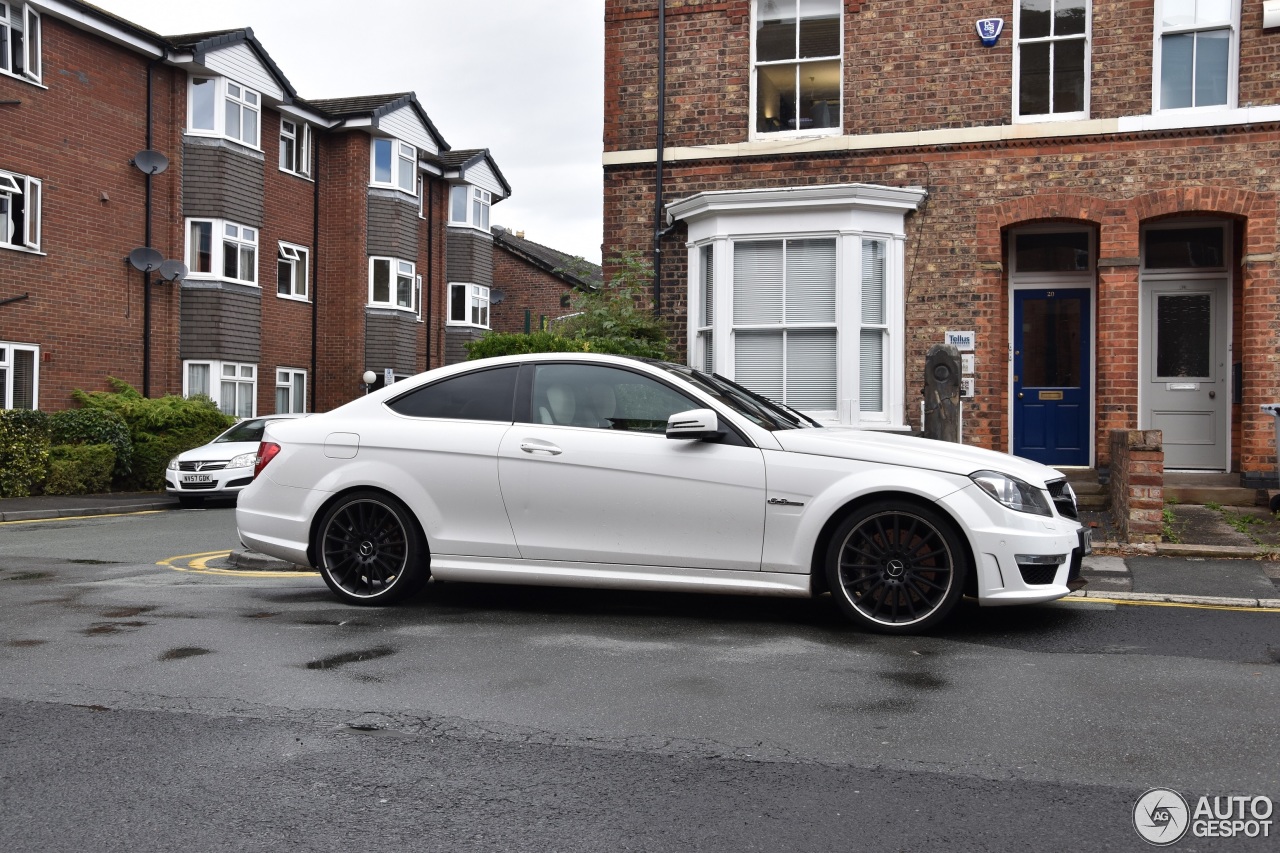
[666,408,724,441]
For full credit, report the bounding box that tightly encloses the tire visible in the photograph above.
[1269,493,1280,514]
[825,501,968,634]
[177,495,204,509]
[314,491,428,606]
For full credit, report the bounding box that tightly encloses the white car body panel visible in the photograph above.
[497,424,766,570]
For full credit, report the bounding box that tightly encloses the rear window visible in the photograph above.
[386,366,517,422]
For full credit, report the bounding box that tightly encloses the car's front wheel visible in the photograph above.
[825,501,968,634]
[314,491,427,605]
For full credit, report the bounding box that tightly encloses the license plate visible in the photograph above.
[182,474,212,484]
[1079,527,1092,556]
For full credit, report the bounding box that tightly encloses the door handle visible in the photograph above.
[1209,390,1216,399]
[520,440,562,456]
[1017,392,1024,399]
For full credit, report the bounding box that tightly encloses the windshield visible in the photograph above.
[646,361,820,431]
[214,419,271,444]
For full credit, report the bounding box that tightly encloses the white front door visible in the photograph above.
[1141,278,1229,470]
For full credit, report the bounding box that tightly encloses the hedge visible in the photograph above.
[45,443,115,495]
[0,409,51,498]
[49,407,132,482]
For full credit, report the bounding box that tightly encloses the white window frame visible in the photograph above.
[750,0,843,140]
[0,3,40,84]
[186,218,259,286]
[448,184,491,232]
[673,184,924,428]
[1152,0,1239,113]
[447,282,491,328]
[1013,0,1091,122]
[370,138,418,196]
[0,340,39,410]
[184,359,257,418]
[276,241,309,300]
[186,76,262,149]
[368,256,416,311]
[0,169,40,252]
[279,118,311,177]
[275,368,307,414]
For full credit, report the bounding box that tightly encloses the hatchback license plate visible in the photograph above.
[182,473,212,484]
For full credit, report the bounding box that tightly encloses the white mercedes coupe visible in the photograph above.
[236,353,1088,634]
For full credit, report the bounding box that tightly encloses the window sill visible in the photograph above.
[749,126,842,143]
[1013,111,1089,124]
[182,277,262,292]
[278,168,314,182]
[446,321,491,330]
[276,293,311,303]
[366,304,418,315]
[0,68,45,89]
[0,244,45,256]
[183,132,264,156]
[446,222,493,236]
[369,183,418,200]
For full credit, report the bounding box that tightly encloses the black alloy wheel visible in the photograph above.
[315,491,427,605]
[825,501,967,634]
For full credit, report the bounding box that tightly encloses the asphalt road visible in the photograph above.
[1,508,1277,851]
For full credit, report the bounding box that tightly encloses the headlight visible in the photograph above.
[229,453,258,469]
[970,470,1053,517]
[167,456,180,471]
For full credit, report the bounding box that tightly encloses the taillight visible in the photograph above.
[253,442,281,478]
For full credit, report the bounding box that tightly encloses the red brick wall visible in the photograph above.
[491,251,577,333]
[0,16,183,409]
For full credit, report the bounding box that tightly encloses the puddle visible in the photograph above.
[100,606,156,618]
[6,639,47,647]
[69,559,121,565]
[242,611,280,619]
[81,621,149,636]
[3,572,55,582]
[71,704,111,712]
[304,646,397,670]
[159,646,212,661]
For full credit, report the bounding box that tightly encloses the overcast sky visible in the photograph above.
[94,0,606,263]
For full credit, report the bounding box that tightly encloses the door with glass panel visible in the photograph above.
[1013,289,1092,466]
[1140,224,1230,470]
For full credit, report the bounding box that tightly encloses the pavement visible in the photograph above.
[2,491,1278,609]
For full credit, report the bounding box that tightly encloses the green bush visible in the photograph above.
[71,379,234,491]
[49,407,132,482]
[45,443,115,495]
[0,409,51,498]
[466,331,590,360]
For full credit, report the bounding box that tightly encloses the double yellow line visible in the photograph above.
[157,550,317,578]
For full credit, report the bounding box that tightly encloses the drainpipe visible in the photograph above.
[653,0,668,316]
[142,58,158,397]
[311,131,320,412]
[426,178,434,370]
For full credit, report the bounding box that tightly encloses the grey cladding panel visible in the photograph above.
[446,230,494,287]
[444,326,485,367]
[180,285,262,361]
[367,196,420,259]
[182,142,265,226]
[365,311,421,375]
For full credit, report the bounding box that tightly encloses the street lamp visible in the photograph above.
[362,370,377,395]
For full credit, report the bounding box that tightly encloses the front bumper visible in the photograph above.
[164,464,256,498]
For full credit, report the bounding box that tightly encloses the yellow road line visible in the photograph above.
[0,510,165,526]
[1064,596,1280,614]
[157,550,318,578]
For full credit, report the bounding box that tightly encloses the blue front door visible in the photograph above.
[1013,288,1091,466]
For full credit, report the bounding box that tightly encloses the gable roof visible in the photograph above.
[165,27,298,102]
[305,92,450,152]
[429,148,513,199]
[493,227,602,290]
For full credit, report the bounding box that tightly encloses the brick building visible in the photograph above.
[604,0,1280,487]
[489,225,602,335]
[0,0,509,416]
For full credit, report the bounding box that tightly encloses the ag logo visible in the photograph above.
[1134,788,1190,845]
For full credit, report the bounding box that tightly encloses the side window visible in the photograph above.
[529,363,697,433]
[386,366,517,421]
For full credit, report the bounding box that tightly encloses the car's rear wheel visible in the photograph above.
[315,491,427,605]
[825,501,967,634]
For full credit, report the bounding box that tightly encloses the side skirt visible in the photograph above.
[429,555,814,598]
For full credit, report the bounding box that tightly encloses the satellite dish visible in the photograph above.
[158,259,188,282]
[131,150,169,175]
[128,247,163,272]
[489,289,506,305]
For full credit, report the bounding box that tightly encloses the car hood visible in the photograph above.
[771,428,1065,486]
[176,441,260,463]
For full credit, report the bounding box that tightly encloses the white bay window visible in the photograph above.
[673,183,926,427]
[185,360,256,418]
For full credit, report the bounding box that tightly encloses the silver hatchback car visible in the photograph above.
[166,414,309,507]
